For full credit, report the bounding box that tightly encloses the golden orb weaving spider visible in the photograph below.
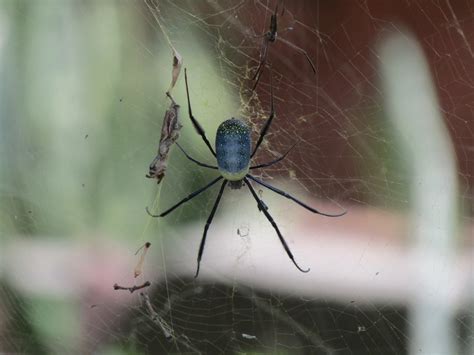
[147,69,346,278]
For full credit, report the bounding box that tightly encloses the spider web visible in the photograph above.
[0,0,472,354]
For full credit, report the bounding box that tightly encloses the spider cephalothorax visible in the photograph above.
[146,68,346,278]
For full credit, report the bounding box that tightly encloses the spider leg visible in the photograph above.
[251,38,270,91]
[244,178,309,273]
[280,0,285,16]
[176,142,218,170]
[195,180,227,278]
[146,176,222,218]
[277,37,316,74]
[247,174,347,217]
[250,32,267,39]
[184,68,216,157]
[251,75,275,158]
[250,142,297,169]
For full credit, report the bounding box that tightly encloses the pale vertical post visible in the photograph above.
[379,32,459,355]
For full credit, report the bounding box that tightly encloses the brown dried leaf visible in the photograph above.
[146,94,182,184]
[167,49,182,94]
[134,242,151,278]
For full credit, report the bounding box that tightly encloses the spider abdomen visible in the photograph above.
[216,118,251,184]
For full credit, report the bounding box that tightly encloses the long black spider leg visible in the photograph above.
[250,142,297,170]
[252,0,280,91]
[146,176,222,218]
[176,142,217,170]
[251,38,270,91]
[244,178,309,273]
[276,37,316,74]
[247,174,347,217]
[251,74,275,158]
[195,180,227,278]
[279,0,285,16]
[184,68,216,157]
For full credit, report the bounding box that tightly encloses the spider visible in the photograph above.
[146,69,346,278]
[252,1,316,90]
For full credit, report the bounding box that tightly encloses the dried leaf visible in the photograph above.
[144,0,183,94]
[146,94,182,184]
[134,242,151,278]
[167,49,182,94]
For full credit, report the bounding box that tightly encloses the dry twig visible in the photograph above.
[113,281,151,294]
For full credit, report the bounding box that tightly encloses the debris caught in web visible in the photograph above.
[242,333,257,340]
[134,242,151,278]
[140,292,174,341]
[167,49,183,94]
[144,0,182,95]
[146,93,182,184]
[144,0,183,184]
[237,226,250,237]
[112,242,152,293]
[113,281,151,294]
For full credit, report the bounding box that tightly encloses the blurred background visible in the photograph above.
[0,0,472,354]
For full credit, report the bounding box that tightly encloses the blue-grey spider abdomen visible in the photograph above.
[216,118,251,183]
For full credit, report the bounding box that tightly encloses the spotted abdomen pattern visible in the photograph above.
[216,118,251,181]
